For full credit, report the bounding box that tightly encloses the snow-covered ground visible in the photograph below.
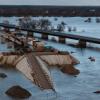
[0,17,100,100]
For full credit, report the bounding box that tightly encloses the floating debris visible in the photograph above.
[88,56,95,62]
[84,18,91,23]
[93,91,100,94]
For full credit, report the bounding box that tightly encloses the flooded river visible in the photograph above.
[0,17,100,100]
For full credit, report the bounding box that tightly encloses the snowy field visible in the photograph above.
[0,17,100,100]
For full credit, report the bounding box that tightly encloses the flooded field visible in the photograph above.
[0,17,100,100]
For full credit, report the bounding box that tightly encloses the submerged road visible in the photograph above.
[0,23,100,44]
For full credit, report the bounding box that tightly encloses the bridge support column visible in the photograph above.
[78,40,87,48]
[41,34,48,40]
[4,27,10,33]
[15,27,21,33]
[27,32,34,37]
[7,41,14,48]
[59,37,66,43]
[0,35,5,44]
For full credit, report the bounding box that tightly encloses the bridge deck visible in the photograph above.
[0,23,100,44]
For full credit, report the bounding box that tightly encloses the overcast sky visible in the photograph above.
[0,0,99,6]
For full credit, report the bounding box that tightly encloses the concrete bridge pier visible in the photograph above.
[78,40,87,48]
[0,35,5,44]
[27,32,34,38]
[41,34,48,40]
[59,37,66,43]
[3,28,10,33]
[15,27,21,33]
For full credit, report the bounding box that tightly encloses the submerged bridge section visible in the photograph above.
[0,23,100,47]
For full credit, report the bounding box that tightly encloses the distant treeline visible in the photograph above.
[0,5,100,16]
